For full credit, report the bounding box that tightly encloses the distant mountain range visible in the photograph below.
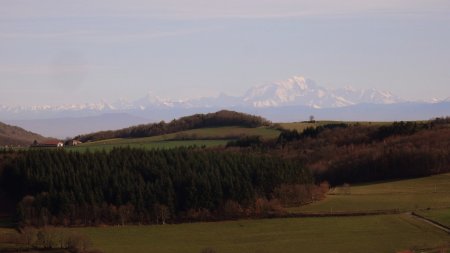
[111,76,405,109]
[0,76,409,116]
[1,75,449,138]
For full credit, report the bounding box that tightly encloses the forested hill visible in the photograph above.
[76,110,271,142]
[0,121,51,146]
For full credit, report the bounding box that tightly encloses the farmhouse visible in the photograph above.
[31,140,64,148]
[67,139,82,146]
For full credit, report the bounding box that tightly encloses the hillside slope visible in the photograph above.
[6,113,150,139]
[76,110,271,142]
[0,121,51,146]
[68,126,279,152]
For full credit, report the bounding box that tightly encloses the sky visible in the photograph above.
[1,0,450,106]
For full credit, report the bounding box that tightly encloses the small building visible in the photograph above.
[31,140,64,148]
[67,139,82,146]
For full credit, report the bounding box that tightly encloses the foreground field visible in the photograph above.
[68,214,448,253]
[2,214,447,253]
[291,173,450,213]
[69,126,279,151]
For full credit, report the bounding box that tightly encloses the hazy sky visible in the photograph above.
[1,0,450,106]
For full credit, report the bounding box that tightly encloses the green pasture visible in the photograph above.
[417,208,450,228]
[68,126,279,152]
[64,215,450,253]
[291,173,450,213]
[2,214,448,253]
[66,140,229,152]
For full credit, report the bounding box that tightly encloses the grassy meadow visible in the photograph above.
[46,215,450,253]
[66,139,229,152]
[67,126,279,152]
[1,214,448,253]
[291,173,450,213]
[417,209,450,228]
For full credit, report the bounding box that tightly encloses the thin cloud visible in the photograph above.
[0,28,212,43]
[1,0,449,20]
[0,63,113,75]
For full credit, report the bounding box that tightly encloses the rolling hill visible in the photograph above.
[0,121,53,146]
[75,110,271,142]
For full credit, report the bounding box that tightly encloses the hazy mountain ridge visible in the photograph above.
[0,76,408,117]
[1,75,449,138]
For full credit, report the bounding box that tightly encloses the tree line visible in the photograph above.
[0,147,314,226]
[0,227,99,253]
[269,118,450,186]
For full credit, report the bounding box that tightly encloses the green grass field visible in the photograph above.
[66,140,229,152]
[68,126,280,152]
[63,215,450,253]
[417,208,450,228]
[1,214,448,253]
[290,174,450,213]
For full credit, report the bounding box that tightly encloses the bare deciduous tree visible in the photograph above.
[154,203,170,224]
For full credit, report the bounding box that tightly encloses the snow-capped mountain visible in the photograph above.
[0,75,445,121]
[3,101,115,113]
[2,75,449,137]
[132,92,179,109]
[243,76,326,108]
[242,76,403,108]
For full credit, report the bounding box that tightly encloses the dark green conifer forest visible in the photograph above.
[0,148,312,226]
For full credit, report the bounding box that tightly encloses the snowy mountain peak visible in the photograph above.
[243,76,322,107]
[275,76,309,90]
[243,76,404,108]
[425,97,450,103]
[342,85,357,92]
[133,92,174,108]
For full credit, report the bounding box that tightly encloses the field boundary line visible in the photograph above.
[277,209,404,219]
[410,212,450,234]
